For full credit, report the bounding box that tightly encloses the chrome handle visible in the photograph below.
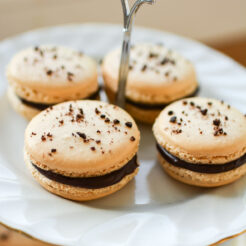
[116,0,155,108]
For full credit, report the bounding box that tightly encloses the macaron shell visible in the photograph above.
[7,45,98,103]
[153,97,246,163]
[26,157,139,201]
[125,103,161,124]
[102,43,198,103]
[158,154,246,187]
[25,100,140,176]
[7,86,40,120]
[105,86,160,124]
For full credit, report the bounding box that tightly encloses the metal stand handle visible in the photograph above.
[116,0,155,108]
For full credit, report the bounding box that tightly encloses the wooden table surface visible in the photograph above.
[0,224,47,246]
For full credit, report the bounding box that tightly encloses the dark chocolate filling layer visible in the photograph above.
[157,143,246,174]
[32,155,138,189]
[126,86,199,110]
[18,88,100,111]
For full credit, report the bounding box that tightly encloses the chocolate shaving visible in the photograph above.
[46,70,53,76]
[95,108,100,114]
[170,116,177,123]
[141,64,147,72]
[200,109,208,116]
[113,119,120,124]
[77,132,86,139]
[213,119,221,126]
[125,122,132,128]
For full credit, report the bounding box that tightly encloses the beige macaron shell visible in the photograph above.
[105,86,160,124]
[7,86,40,120]
[102,43,197,103]
[26,157,138,201]
[25,100,140,176]
[153,97,246,164]
[7,45,98,103]
[158,154,246,187]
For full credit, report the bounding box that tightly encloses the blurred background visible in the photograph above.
[0,0,245,245]
[0,0,245,65]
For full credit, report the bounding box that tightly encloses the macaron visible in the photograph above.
[102,43,198,124]
[7,45,99,120]
[153,97,246,187]
[24,100,140,201]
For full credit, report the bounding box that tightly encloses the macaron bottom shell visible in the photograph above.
[7,86,40,120]
[158,154,246,187]
[8,85,100,120]
[105,86,199,124]
[25,154,139,201]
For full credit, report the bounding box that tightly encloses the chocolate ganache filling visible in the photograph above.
[32,155,138,189]
[126,87,199,110]
[18,88,100,111]
[157,143,246,174]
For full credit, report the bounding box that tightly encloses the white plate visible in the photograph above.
[0,23,246,246]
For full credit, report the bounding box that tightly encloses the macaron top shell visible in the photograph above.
[25,100,140,176]
[153,97,246,164]
[7,45,98,103]
[102,43,197,103]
